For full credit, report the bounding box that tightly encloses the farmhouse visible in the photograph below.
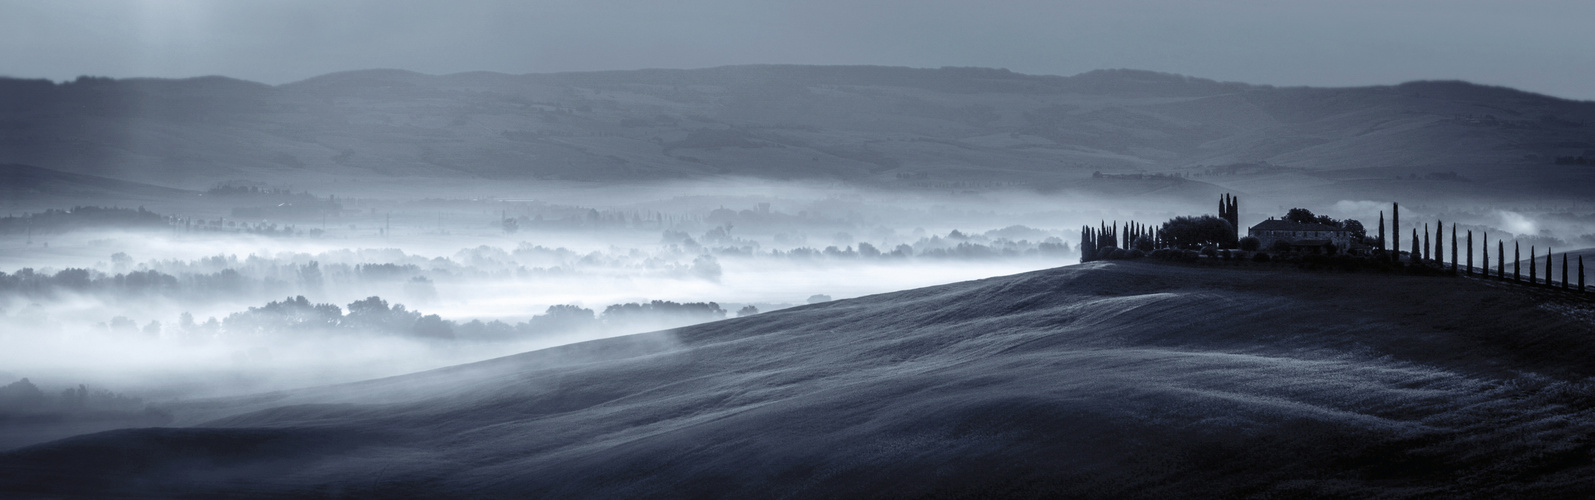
[1249,218,1353,254]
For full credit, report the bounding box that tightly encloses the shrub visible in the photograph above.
[1269,239,1292,253]
[1239,236,1261,252]
[1253,252,1272,262]
[1200,245,1218,258]
[1128,249,1146,259]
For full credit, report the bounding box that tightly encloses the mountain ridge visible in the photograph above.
[2,65,1592,203]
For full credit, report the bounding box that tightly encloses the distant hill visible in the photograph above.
[4,262,1593,497]
[0,163,195,208]
[1509,247,1594,286]
[2,66,1593,201]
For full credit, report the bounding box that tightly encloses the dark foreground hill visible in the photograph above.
[3,262,1595,498]
[3,66,1593,202]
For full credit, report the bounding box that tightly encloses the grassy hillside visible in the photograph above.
[3,261,1593,497]
[2,66,1592,202]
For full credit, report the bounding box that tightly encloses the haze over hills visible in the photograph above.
[3,65,1593,203]
[2,261,1593,497]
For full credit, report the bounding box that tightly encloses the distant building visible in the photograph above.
[1249,218,1352,254]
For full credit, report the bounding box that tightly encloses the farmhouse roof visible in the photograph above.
[1249,219,1346,232]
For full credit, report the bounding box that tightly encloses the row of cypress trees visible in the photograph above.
[1079,220,1169,262]
[1381,202,1586,292]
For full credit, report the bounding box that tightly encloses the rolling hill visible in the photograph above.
[0,163,198,210]
[3,261,1593,497]
[2,66,1593,202]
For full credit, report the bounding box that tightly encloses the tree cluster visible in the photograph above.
[0,206,167,234]
[1160,216,1237,250]
[197,295,742,342]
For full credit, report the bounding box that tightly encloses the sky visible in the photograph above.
[2,0,1593,100]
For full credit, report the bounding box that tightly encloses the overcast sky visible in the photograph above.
[2,0,1592,100]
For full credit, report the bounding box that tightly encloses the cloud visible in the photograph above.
[1497,211,1537,236]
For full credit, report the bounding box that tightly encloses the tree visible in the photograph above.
[1563,253,1569,289]
[1160,215,1237,250]
[1423,224,1431,261]
[1219,194,1240,246]
[1529,246,1535,283]
[1285,208,1317,225]
[1392,203,1401,263]
[1132,235,1155,252]
[857,242,881,257]
[413,314,453,339]
[1581,256,1586,292]
[1079,226,1097,263]
[1451,224,1458,274]
[1434,222,1444,266]
[737,305,759,317]
[1239,236,1261,252]
[1499,241,1506,280]
[1466,230,1473,276]
[1343,219,1366,242]
[1377,211,1386,250]
[1411,229,1420,263]
[1512,242,1524,282]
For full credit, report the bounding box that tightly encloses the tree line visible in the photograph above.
[158,295,736,341]
[1077,195,1589,295]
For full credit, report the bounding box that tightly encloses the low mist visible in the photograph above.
[4,178,1594,405]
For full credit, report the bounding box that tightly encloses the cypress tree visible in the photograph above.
[1451,224,1458,274]
[1080,226,1096,263]
[1580,256,1586,292]
[1411,229,1421,264]
[1563,253,1569,290]
[1423,224,1430,262]
[1498,241,1505,279]
[1467,230,1473,276]
[1229,195,1239,244]
[1514,242,1520,281]
[1377,211,1386,251]
[1435,222,1443,267]
[1530,246,1537,284]
[1392,203,1401,263]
